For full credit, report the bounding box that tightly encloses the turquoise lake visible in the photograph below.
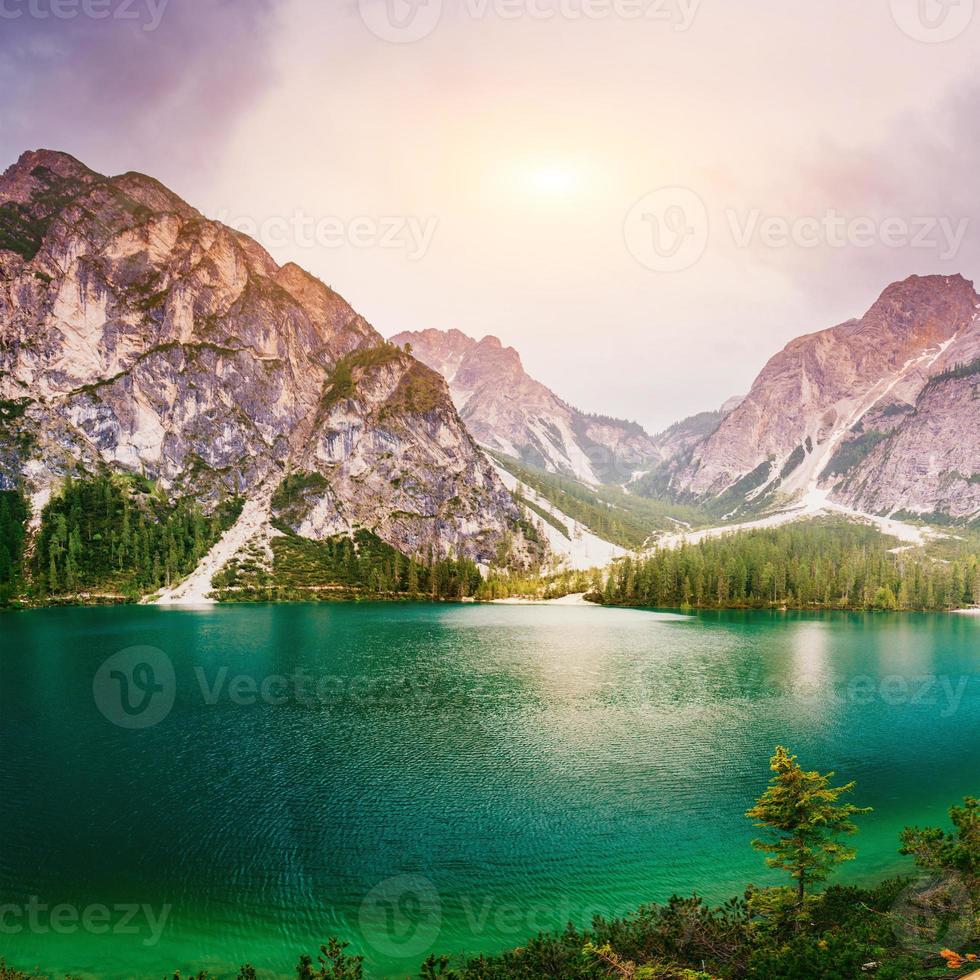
[0,603,978,978]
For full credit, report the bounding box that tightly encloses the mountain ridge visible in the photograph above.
[394,277,980,527]
[665,273,980,521]
[390,326,660,484]
[0,149,540,574]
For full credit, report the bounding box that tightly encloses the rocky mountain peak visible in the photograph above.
[391,326,659,483]
[666,272,980,519]
[0,148,538,567]
[0,149,100,203]
[854,273,976,350]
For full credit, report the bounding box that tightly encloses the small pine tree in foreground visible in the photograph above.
[746,745,871,925]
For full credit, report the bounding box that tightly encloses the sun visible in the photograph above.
[526,166,580,198]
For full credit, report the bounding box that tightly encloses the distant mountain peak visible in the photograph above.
[8,147,98,180]
[391,326,658,484]
[666,272,980,520]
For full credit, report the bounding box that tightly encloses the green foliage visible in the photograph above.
[31,474,241,600]
[746,747,871,911]
[478,566,599,601]
[743,914,917,979]
[779,446,805,480]
[0,488,29,604]
[0,399,32,422]
[572,409,650,440]
[875,402,912,419]
[320,343,411,411]
[713,459,776,514]
[490,452,705,549]
[212,528,483,602]
[900,797,980,888]
[271,471,331,527]
[825,430,890,478]
[383,361,446,416]
[296,938,363,979]
[595,518,980,611]
[346,341,404,372]
[922,356,980,391]
[0,962,79,980]
[584,941,713,979]
[514,492,571,538]
[321,358,354,409]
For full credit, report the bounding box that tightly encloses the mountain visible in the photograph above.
[648,400,742,468]
[662,274,980,521]
[0,150,538,569]
[389,327,658,483]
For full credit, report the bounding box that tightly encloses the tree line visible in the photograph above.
[0,474,242,603]
[0,488,29,604]
[595,519,980,612]
[212,528,486,602]
[4,481,979,611]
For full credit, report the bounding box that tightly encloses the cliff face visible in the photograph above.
[0,150,534,565]
[391,327,658,483]
[666,275,980,519]
[832,351,980,520]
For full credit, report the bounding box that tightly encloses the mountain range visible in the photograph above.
[398,277,979,527]
[663,274,980,521]
[1,148,977,604]
[389,328,662,483]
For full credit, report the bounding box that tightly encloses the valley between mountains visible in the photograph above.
[1,149,978,606]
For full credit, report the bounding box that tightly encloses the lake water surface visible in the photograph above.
[1,603,978,978]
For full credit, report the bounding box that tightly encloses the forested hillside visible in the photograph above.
[0,475,537,606]
[0,475,241,605]
[596,518,980,611]
[3,481,979,611]
[36,475,243,600]
[210,528,486,602]
[489,451,705,549]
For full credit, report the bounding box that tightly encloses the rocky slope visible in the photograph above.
[664,275,980,521]
[833,353,980,519]
[0,149,537,568]
[648,398,742,468]
[390,327,658,483]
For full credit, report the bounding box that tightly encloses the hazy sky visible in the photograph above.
[2,0,978,431]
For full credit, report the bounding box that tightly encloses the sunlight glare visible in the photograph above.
[526,166,580,197]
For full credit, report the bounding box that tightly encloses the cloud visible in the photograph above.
[731,81,980,316]
[0,0,279,186]
[1,0,976,431]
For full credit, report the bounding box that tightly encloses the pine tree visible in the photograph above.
[900,796,979,892]
[746,746,871,923]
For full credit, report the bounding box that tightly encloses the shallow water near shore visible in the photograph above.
[1,603,978,978]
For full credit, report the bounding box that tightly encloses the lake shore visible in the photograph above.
[489,591,592,606]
